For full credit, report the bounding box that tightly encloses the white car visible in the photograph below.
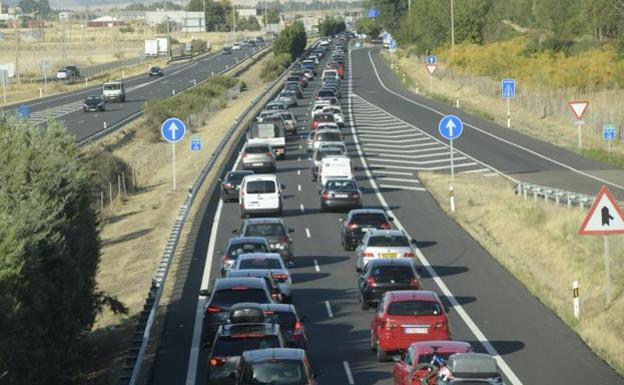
[355,229,417,272]
[230,253,293,302]
[232,43,242,50]
[56,69,68,80]
[318,155,352,186]
[239,174,283,218]
[322,106,344,127]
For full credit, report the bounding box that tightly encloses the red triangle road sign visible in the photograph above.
[568,100,590,120]
[426,64,437,75]
[578,186,624,235]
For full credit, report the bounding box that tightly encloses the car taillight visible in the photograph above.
[347,223,358,230]
[404,252,415,258]
[272,273,288,281]
[409,278,419,288]
[434,321,448,330]
[384,320,397,330]
[279,237,289,244]
[209,357,226,367]
[206,306,223,313]
[366,277,377,287]
[224,183,233,190]
[266,152,273,157]
[271,293,282,301]
[362,252,374,258]
[242,153,248,158]
[351,193,360,199]
[379,223,391,230]
[293,321,303,335]
[321,191,330,200]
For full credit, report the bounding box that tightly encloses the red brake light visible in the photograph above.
[263,310,274,315]
[347,223,358,230]
[404,252,415,258]
[242,153,248,159]
[351,193,360,199]
[293,321,303,335]
[362,252,374,258]
[410,278,419,288]
[321,191,330,200]
[207,306,223,313]
[272,273,288,281]
[379,222,391,229]
[222,255,230,262]
[279,237,289,244]
[366,276,377,287]
[209,357,226,367]
[266,152,273,157]
[231,286,249,291]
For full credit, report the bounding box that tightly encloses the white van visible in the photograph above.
[239,174,283,218]
[322,70,339,82]
[318,156,353,186]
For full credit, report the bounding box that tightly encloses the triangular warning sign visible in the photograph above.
[426,64,437,75]
[568,100,589,120]
[578,186,624,235]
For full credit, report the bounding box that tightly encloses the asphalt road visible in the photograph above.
[14,45,266,142]
[352,48,624,200]
[147,42,624,385]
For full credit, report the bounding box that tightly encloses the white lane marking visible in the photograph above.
[343,361,355,385]
[300,204,305,213]
[367,151,456,160]
[297,169,301,175]
[378,184,426,191]
[458,168,491,175]
[350,46,523,385]
[363,142,438,150]
[314,259,320,272]
[305,228,311,238]
[370,169,413,176]
[358,128,415,134]
[358,137,431,144]
[360,132,423,139]
[366,49,624,191]
[372,157,468,165]
[185,152,242,385]
[324,300,334,318]
[298,184,301,191]
[78,120,84,123]
[298,156,301,162]
[376,177,421,183]
[369,162,478,171]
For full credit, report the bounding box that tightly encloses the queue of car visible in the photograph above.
[203,33,505,385]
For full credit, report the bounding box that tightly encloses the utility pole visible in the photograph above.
[450,0,455,53]
[165,1,171,56]
[15,16,20,84]
[264,0,268,32]
[232,2,236,34]
[202,0,206,31]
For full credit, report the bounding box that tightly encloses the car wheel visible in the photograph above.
[319,205,325,213]
[361,294,369,310]
[240,210,245,219]
[343,241,350,251]
[370,331,376,351]
[376,341,389,362]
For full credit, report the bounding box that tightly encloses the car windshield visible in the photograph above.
[351,213,387,226]
[85,97,101,102]
[316,149,344,161]
[239,258,282,269]
[246,145,270,154]
[370,266,414,283]
[267,104,283,110]
[318,90,335,97]
[246,181,276,194]
[417,352,460,365]
[228,243,268,257]
[103,83,121,90]
[151,67,161,71]
[265,311,297,330]
[227,172,251,182]
[242,361,306,385]
[316,114,335,122]
[368,235,410,247]
[317,132,341,141]
[245,223,286,237]
[326,180,357,191]
[387,300,442,316]
[213,335,280,356]
[210,288,270,308]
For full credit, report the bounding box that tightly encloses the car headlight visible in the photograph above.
[83,104,89,107]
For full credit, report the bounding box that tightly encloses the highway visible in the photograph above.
[12,44,266,142]
[146,42,624,385]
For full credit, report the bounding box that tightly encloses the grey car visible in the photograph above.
[307,129,343,152]
[276,91,298,108]
[236,218,295,266]
[241,142,277,172]
[355,229,417,272]
[230,255,293,302]
[311,143,347,181]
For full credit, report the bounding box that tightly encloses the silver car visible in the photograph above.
[241,141,277,171]
[322,106,344,127]
[280,111,298,134]
[307,129,344,152]
[265,100,287,112]
[231,253,293,302]
[276,92,297,108]
[311,143,347,181]
[355,229,417,272]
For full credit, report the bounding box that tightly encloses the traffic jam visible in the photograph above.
[200,35,506,385]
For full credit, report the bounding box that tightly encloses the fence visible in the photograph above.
[513,181,598,211]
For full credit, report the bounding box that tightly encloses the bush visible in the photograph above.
[318,17,346,37]
[83,147,134,193]
[273,21,306,61]
[190,39,207,53]
[260,53,292,81]
[120,26,135,33]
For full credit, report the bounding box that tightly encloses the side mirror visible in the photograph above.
[281,184,286,190]
[411,239,418,246]
[391,353,402,362]
[199,289,211,297]
[300,314,309,322]
[232,229,239,234]
[388,216,395,222]
[288,228,295,233]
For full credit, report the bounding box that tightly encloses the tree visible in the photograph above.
[267,8,280,24]
[273,20,307,60]
[187,0,233,31]
[0,118,126,385]
[17,0,36,13]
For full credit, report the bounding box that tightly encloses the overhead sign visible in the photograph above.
[161,117,186,143]
[568,100,589,120]
[578,186,624,235]
[426,55,437,65]
[438,115,463,140]
[501,79,515,99]
[190,136,202,151]
[603,124,616,141]
[367,8,380,18]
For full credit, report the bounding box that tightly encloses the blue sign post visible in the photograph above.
[427,55,437,65]
[501,79,515,128]
[190,136,202,173]
[17,104,30,119]
[161,117,187,190]
[367,8,380,18]
[389,39,397,53]
[603,124,616,154]
[438,115,464,213]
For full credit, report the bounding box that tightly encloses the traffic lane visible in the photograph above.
[352,48,624,198]
[346,82,624,384]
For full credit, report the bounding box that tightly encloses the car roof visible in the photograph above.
[237,253,283,261]
[348,208,387,216]
[228,236,267,245]
[242,348,305,362]
[366,229,405,237]
[227,269,276,278]
[213,277,268,290]
[260,303,296,313]
[245,141,271,148]
[386,290,439,302]
[243,217,284,225]
[366,258,413,267]
[410,341,472,356]
[242,174,278,183]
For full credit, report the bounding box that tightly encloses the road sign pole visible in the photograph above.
[603,236,612,304]
[172,143,177,191]
[429,73,433,94]
[577,121,583,148]
[449,138,455,212]
[507,98,511,128]
[450,138,455,181]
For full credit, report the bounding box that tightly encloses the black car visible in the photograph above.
[320,179,362,212]
[234,348,318,385]
[218,236,270,276]
[149,66,164,76]
[235,218,295,266]
[201,278,274,344]
[226,269,284,303]
[316,89,337,100]
[208,303,286,385]
[220,170,254,202]
[357,258,420,310]
[341,209,394,251]
[260,303,308,349]
[83,95,105,112]
[222,46,232,54]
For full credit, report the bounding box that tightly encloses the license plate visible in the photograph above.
[381,253,397,259]
[404,327,428,334]
[252,163,263,167]
[334,193,348,198]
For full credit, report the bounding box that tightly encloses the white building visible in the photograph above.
[236,8,257,17]
[145,11,205,32]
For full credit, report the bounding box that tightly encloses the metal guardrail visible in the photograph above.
[76,43,273,148]
[514,181,596,210]
[116,42,299,385]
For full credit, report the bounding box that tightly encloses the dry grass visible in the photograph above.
[419,171,624,376]
[386,52,624,159]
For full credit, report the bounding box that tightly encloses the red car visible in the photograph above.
[328,63,344,78]
[371,291,451,362]
[392,341,471,385]
[310,113,336,130]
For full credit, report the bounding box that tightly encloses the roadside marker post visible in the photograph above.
[573,281,580,319]
[578,185,624,304]
[161,118,187,191]
[568,100,590,148]
[438,115,464,212]
[501,79,515,128]
[602,123,616,154]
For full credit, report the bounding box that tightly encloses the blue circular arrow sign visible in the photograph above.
[427,55,437,65]
[438,115,463,140]
[161,117,186,143]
